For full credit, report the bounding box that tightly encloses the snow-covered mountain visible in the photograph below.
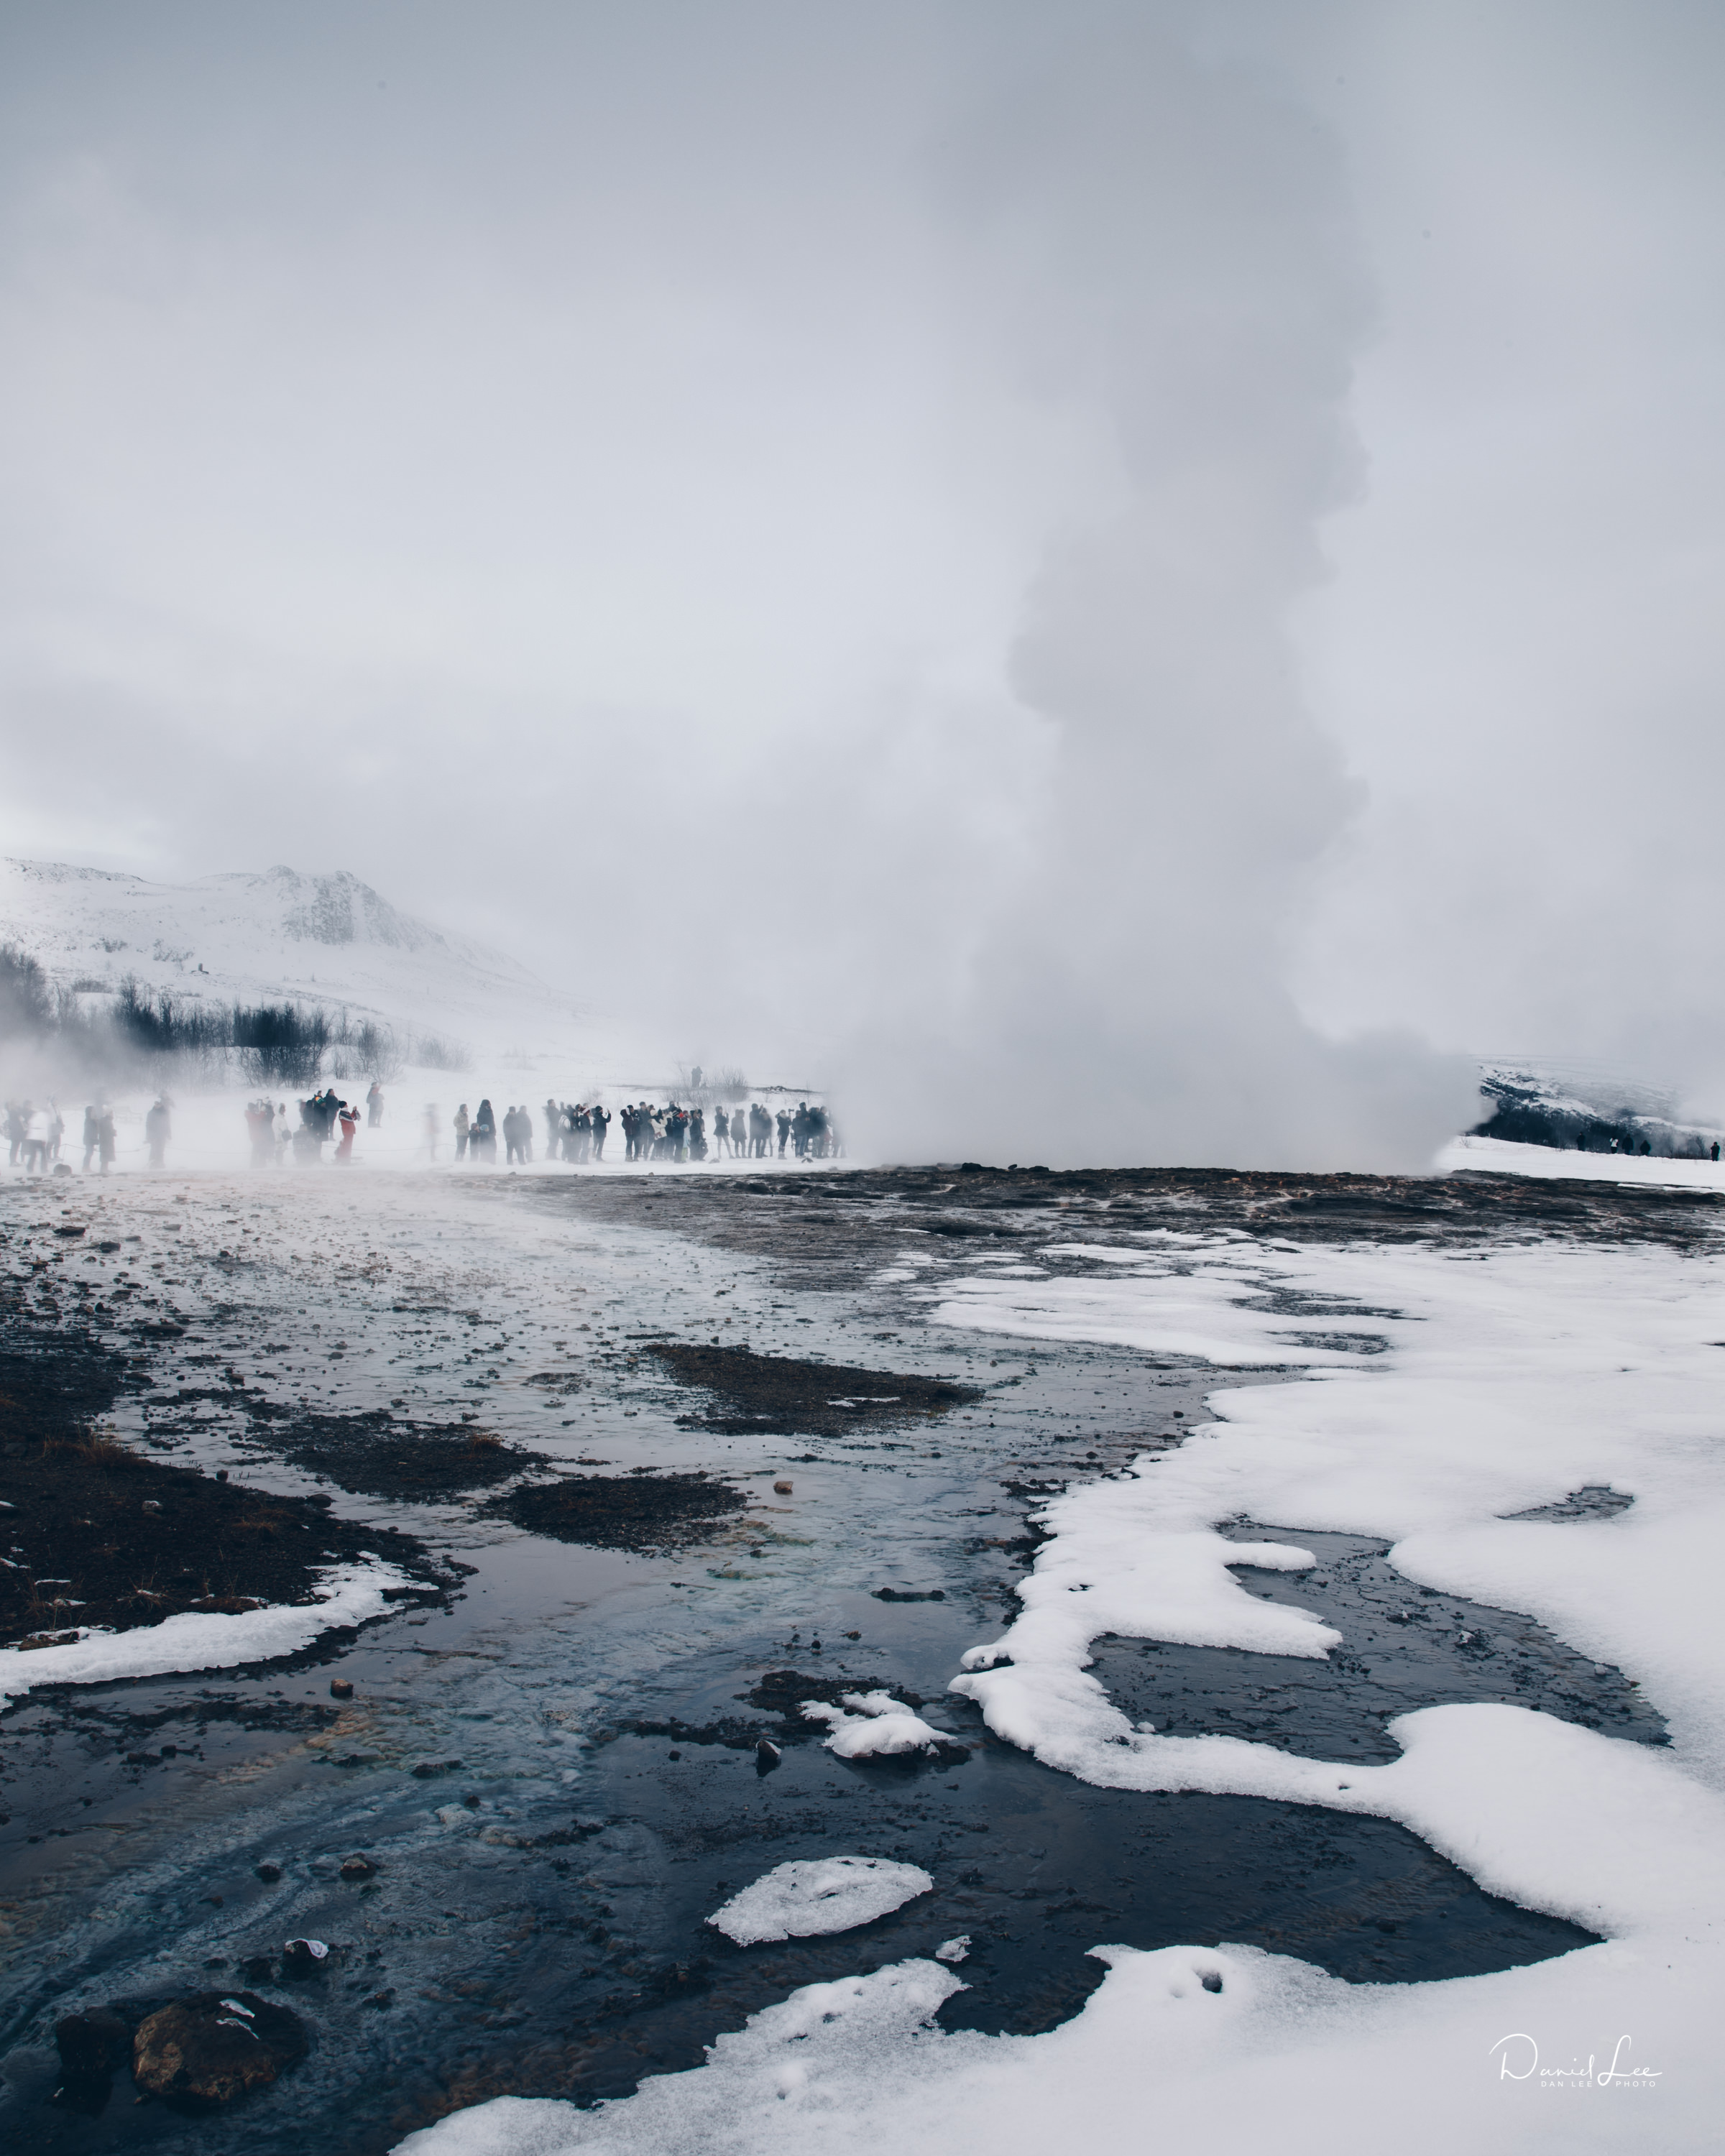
[0,859,611,1072]
[1473,1055,1720,1156]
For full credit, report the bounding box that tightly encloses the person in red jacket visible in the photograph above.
[336,1101,359,1161]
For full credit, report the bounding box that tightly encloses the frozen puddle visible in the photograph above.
[709,1858,934,1944]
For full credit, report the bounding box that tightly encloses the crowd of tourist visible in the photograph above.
[446,1095,840,1166]
[4,1096,170,1174]
[5,1082,840,1175]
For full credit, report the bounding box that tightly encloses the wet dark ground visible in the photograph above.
[531,1160,1725,1292]
[1,1161,1713,2152]
[650,1342,982,1436]
[267,1416,548,1505]
[484,1470,748,1549]
[0,1324,449,1644]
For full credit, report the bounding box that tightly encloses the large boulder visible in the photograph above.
[132,1991,307,2108]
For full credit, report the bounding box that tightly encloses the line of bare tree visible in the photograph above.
[0,944,469,1088]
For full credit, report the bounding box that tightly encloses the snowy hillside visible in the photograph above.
[1473,1055,1721,1156]
[0,858,630,1076]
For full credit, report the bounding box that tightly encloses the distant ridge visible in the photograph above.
[0,857,582,1067]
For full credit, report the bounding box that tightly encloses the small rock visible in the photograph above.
[845,1630,860,1640]
[1200,1971,1223,1993]
[254,1864,282,1884]
[132,1991,308,2108]
[339,1854,375,1880]
[410,1758,462,1779]
[773,1480,794,1494]
[55,2007,132,2085]
[328,1678,354,1700]
[280,1938,329,1981]
[239,1956,275,1984]
[755,1738,782,1774]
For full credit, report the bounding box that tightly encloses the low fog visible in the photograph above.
[1,2,1720,1164]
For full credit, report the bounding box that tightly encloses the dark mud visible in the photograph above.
[1090,1521,1667,1762]
[0,1325,446,1647]
[266,1411,548,1503]
[651,1342,981,1437]
[484,1470,748,1550]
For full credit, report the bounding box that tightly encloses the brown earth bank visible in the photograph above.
[0,1319,451,1649]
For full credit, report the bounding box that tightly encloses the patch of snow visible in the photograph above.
[392,1958,968,2156]
[928,1241,1379,1366]
[0,1559,411,1706]
[932,1936,970,1964]
[801,1690,951,1758]
[707,1857,934,1945]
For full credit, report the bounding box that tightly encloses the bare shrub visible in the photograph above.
[234,1003,331,1088]
[415,1033,472,1072]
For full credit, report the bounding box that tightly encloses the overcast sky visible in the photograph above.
[1,3,1721,1156]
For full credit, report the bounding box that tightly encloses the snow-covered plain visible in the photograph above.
[397,1168,1725,2154]
[1440,1131,1725,1190]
